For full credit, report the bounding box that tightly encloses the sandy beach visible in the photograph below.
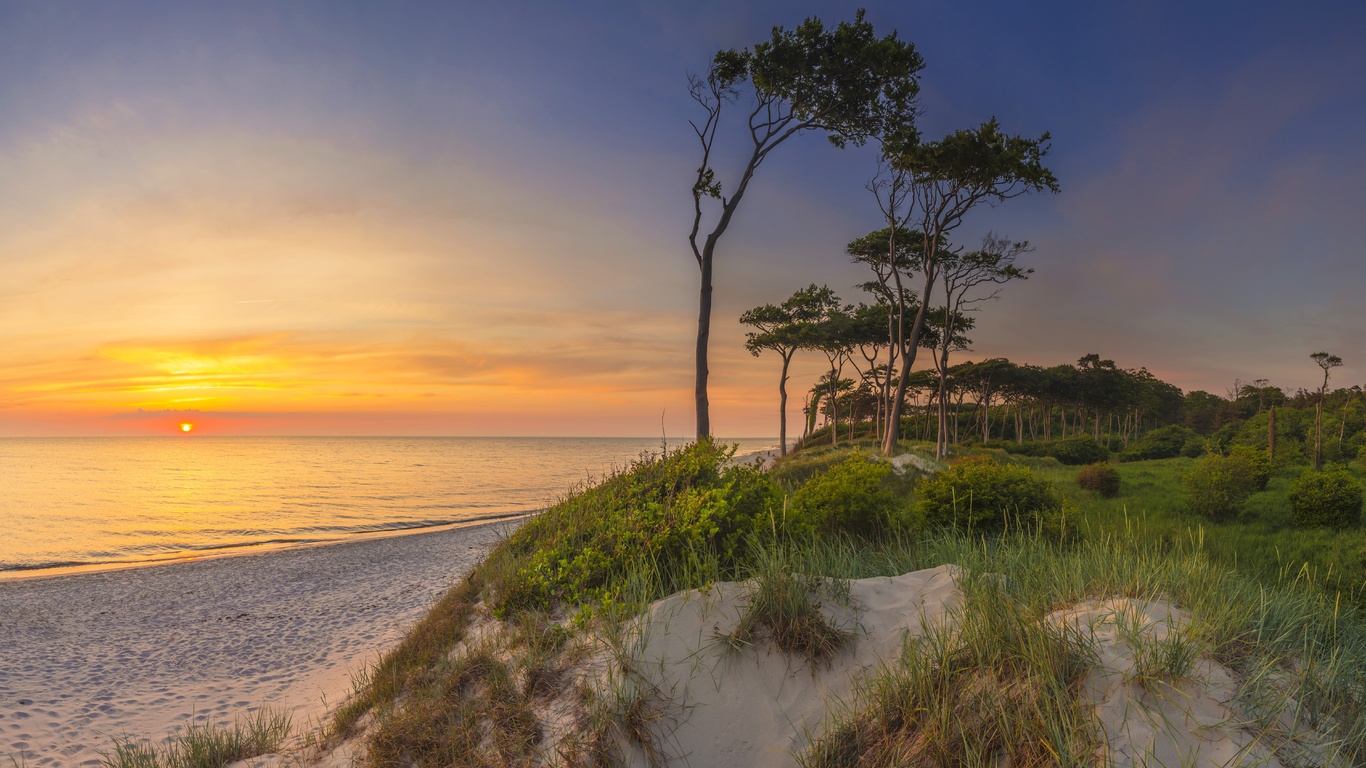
[0,519,517,767]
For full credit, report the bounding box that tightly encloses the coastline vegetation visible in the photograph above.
[101,708,291,768]
[321,433,1366,766]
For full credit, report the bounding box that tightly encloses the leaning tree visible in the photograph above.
[687,11,923,437]
[872,119,1058,454]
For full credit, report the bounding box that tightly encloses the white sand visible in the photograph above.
[0,519,516,767]
[605,565,963,768]
[585,568,1341,768]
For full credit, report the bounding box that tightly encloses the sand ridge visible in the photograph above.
[0,520,514,767]
[604,565,964,768]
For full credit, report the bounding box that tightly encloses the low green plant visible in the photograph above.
[486,438,780,616]
[1289,468,1363,530]
[1181,436,1207,458]
[725,548,853,665]
[1121,424,1201,462]
[1180,450,1266,522]
[1047,435,1109,465]
[914,456,1069,538]
[1075,462,1121,497]
[785,453,909,538]
[1226,445,1272,491]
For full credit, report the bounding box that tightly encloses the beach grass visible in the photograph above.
[329,439,1366,765]
[100,707,291,768]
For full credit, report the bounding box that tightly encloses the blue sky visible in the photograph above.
[1,1,1364,435]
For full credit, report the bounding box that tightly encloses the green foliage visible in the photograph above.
[1289,469,1363,530]
[488,439,780,616]
[982,436,1107,466]
[1225,445,1272,492]
[1075,462,1120,498]
[1180,450,1269,522]
[786,453,909,538]
[1121,424,1200,462]
[1047,435,1109,465]
[915,457,1068,538]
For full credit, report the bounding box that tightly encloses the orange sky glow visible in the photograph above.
[5,4,1363,437]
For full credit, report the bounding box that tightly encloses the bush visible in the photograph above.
[786,454,908,539]
[1181,451,1267,522]
[1075,462,1120,497]
[1180,437,1206,458]
[1288,469,1363,530]
[1048,436,1109,465]
[915,457,1068,538]
[1122,425,1200,462]
[489,439,780,614]
[1225,446,1271,492]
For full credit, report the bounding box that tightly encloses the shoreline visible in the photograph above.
[0,516,520,766]
[0,511,535,584]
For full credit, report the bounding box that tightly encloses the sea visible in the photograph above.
[0,436,778,576]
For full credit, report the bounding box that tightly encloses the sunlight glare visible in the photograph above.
[180,423,194,433]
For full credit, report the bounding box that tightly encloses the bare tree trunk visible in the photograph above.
[882,271,936,454]
[1315,399,1323,471]
[1268,406,1276,462]
[981,394,991,443]
[777,352,792,457]
[694,251,713,438]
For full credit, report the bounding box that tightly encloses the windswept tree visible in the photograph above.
[740,284,839,456]
[872,119,1058,453]
[847,302,894,441]
[687,11,923,437]
[847,225,923,438]
[808,300,857,446]
[923,307,974,458]
[1311,351,1344,470]
[925,233,1032,457]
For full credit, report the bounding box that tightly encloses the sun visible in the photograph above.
[180,423,194,433]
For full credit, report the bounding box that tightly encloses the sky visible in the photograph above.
[1,1,1364,437]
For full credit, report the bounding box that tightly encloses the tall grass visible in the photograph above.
[334,440,1366,765]
[101,708,291,768]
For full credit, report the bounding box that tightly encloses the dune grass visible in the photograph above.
[101,707,291,768]
[331,439,1366,766]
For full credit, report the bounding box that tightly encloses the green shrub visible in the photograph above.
[1122,425,1200,462]
[1180,436,1206,458]
[981,439,1046,457]
[1225,446,1271,492]
[915,457,1068,538]
[786,454,908,538]
[1288,469,1363,530]
[1075,462,1120,497]
[1180,451,1266,522]
[488,439,780,615]
[1047,436,1109,465]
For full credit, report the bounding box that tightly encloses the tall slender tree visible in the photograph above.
[873,119,1058,453]
[687,12,923,437]
[927,233,1032,458]
[740,284,839,456]
[1311,351,1343,470]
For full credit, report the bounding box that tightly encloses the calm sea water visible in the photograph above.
[0,436,777,574]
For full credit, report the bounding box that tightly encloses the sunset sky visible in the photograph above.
[2,1,1364,437]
